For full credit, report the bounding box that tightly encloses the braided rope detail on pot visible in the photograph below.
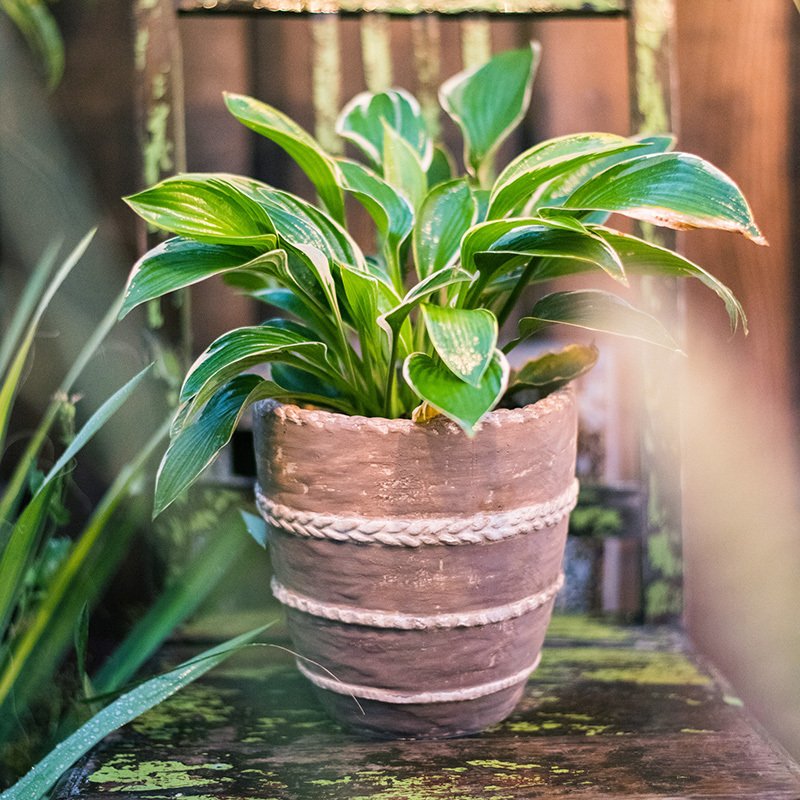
[295,651,542,704]
[272,573,564,629]
[256,478,578,547]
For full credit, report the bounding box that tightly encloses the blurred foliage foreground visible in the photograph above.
[0,232,266,797]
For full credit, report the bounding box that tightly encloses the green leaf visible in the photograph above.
[336,88,432,169]
[0,239,60,376]
[460,218,626,303]
[179,324,329,408]
[0,481,58,647]
[421,305,497,387]
[534,133,676,213]
[561,152,766,243]
[0,625,271,800]
[512,290,682,352]
[124,175,276,245]
[0,230,95,451]
[591,227,747,333]
[377,266,474,350]
[340,265,400,368]
[382,123,427,211]
[440,43,540,182]
[426,145,456,189]
[224,92,345,223]
[403,350,509,434]
[509,343,599,394]
[413,178,477,280]
[487,133,647,219]
[255,185,365,269]
[0,291,123,526]
[0,420,168,718]
[337,158,413,289]
[92,508,249,694]
[1,0,64,89]
[241,510,268,549]
[120,238,280,318]
[41,365,153,490]
[250,287,341,345]
[155,375,263,516]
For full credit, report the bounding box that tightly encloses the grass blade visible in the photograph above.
[0,230,96,450]
[0,625,271,800]
[92,507,250,694]
[0,420,168,718]
[40,364,152,491]
[0,292,125,525]
[0,240,60,376]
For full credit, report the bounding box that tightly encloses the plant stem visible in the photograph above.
[496,256,537,329]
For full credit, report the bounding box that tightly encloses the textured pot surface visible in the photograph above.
[253,388,578,739]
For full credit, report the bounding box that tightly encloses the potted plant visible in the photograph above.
[120,43,763,738]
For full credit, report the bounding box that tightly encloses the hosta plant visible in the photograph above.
[122,43,764,516]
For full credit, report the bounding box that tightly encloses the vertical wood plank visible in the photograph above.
[628,0,682,622]
[133,0,190,358]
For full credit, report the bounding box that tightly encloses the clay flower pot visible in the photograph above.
[253,387,578,739]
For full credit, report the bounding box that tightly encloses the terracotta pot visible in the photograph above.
[253,388,578,739]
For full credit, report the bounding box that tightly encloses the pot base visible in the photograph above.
[312,681,528,740]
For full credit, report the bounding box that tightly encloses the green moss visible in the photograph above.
[536,646,710,686]
[88,756,233,791]
[131,684,234,739]
[466,760,542,771]
[546,614,632,642]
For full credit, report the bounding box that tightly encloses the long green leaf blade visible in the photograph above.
[1,0,64,89]
[513,290,682,352]
[155,375,264,515]
[179,324,327,406]
[0,230,95,451]
[592,227,747,333]
[92,508,249,694]
[403,349,509,434]
[0,421,168,717]
[119,239,280,318]
[41,364,153,490]
[0,240,60,376]
[509,344,599,393]
[561,152,766,243]
[487,133,646,219]
[440,43,539,182]
[224,92,345,223]
[125,175,276,245]
[413,178,476,280]
[0,625,270,800]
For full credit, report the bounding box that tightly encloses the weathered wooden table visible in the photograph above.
[57,616,800,799]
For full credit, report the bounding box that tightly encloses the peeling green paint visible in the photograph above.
[311,16,342,154]
[134,29,149,71]
[360,14,392,93]
[632,0,673,134]
[460,17,491,71]
[88,756,233,791]
[648,530,682,578]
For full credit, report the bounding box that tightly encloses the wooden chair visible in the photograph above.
[133,0,681,622]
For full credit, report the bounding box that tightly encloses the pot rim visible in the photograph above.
[253,385,575,434]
